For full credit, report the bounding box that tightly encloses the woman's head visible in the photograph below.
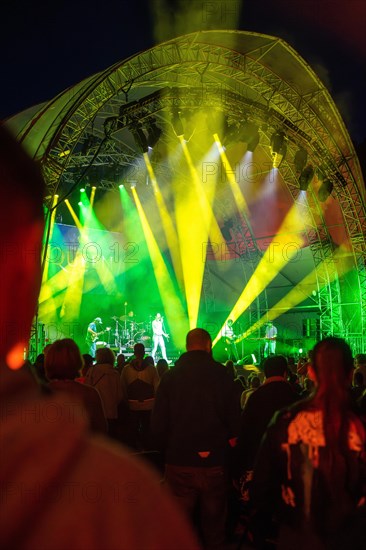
[309,337,358,467]
[310,337,353,390]
[95,347,115,366]
[156,358,169,378]
[45,339,83,380]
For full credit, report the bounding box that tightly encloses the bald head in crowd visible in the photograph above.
[186,328,212,354]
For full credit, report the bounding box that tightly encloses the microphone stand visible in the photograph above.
[123,302,128,348]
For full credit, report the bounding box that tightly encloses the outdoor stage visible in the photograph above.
[8,31,365,361]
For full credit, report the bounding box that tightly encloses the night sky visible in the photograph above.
[2,0,366,148]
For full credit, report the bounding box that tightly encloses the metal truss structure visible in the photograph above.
[11,30,366,350]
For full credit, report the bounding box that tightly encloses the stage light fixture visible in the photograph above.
[80,188,85,193]
[221,219,234,241]
[222,126,238,147]
[239,121,260,152]
[270,130,287,168]
[299,164,314,191]
[244,123,260,152]
[146,119,162,148]
[294,147,308,173]
[247,131,260,152]
[130,124,149,153]
[318,179,333,202]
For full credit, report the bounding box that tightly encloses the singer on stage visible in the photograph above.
[151,313,169,362]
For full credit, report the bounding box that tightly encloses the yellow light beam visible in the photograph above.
[213,134,249,216]
[90,186,96,208]
[65,199,82,229]
[143,152,184,287]
[132,187,188,348]
[268,244,355,317]
[177,137,227,328]
[180,137,226,248]
[213,195,309,347]
[59,247,87,323]
[78,194,119,295]
[237,244,355,343]
[42,194,59,283]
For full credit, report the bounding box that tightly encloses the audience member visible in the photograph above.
[151,328,241,549]
[351,370,366,408]
[300,376,315,398]
[240,374,261,410]
[354,353,366,386]
[0,125,200,550]
[287,371,303,395]
[287,355,296,374]
[32,353,47,385]
[85,346,122,438]
[76,352,93,382]
[250,337,366,549]
[297,349,313,386]
[120,343,159,450]
[226,359,245,406]
[235,355,299,504]
[156,358,169,379]
[45,338,107,433]
[225,359,236,379]
[115,352,127,373]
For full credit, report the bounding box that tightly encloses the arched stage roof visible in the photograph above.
[7,30,366,352]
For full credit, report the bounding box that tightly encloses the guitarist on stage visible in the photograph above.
[86,317,104,357]
[264,320,277,357]
[223,318,240,362]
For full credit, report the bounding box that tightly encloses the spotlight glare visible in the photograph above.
[80,188,85,193]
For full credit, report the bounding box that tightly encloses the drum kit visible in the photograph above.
[110,314,151,350]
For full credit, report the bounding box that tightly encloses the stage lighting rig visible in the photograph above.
[270,130,287,168]
[146,119,162,148]
[318,179,333,202]
[171,108,184,138]
[294,147,308,173]
[240,121,260,152]
[130,124,149,153]
[299,164,314,191]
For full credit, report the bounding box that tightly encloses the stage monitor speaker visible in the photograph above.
[302,318,320,339]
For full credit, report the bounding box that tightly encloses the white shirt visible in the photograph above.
[152,318,164,336]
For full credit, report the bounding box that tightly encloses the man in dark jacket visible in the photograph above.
[151,328,241,548]
[235,355,299,491]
